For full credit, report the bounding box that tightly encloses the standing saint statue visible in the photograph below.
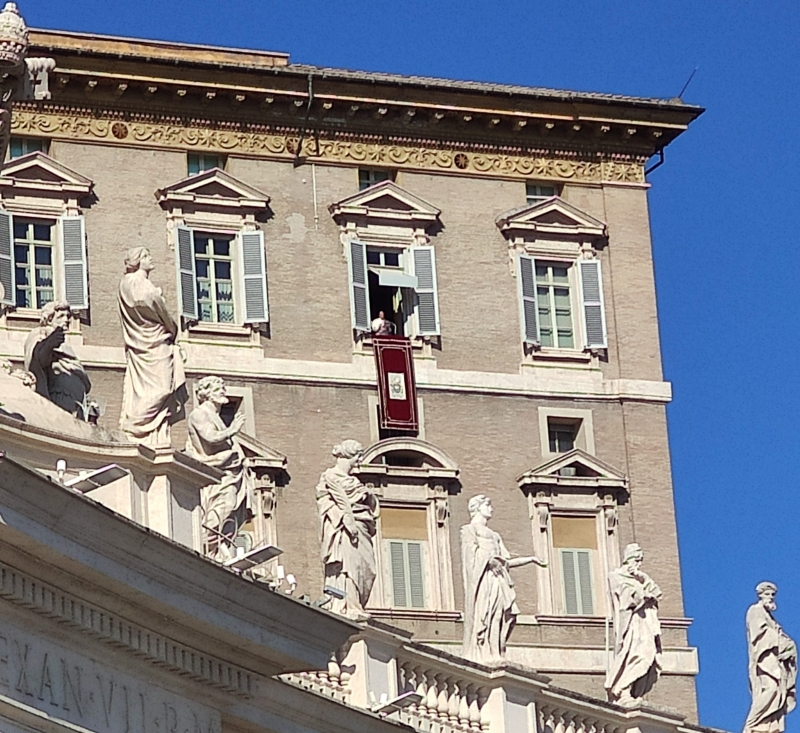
[605,542,663,705]
[461,494,545,666]
[118,247,186,446]
[24,300,92,418]
[316,440,378,620]
[185,376,254,561]
[744,582,796,733]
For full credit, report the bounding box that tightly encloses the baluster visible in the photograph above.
[426,670,440,732]
[447,677,461,729]
[457,682,470,731]
[477,687,490,733]
[435,673,450,728]
[466,684,481,733]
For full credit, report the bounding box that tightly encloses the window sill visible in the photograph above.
[3,308,83,335]
[183,321,262,346]
[366,608,462,622]
[523,347,594,365]
[188,321,253,337]
[359,334,424,351]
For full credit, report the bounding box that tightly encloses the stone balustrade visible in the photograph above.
[284,658,352,704]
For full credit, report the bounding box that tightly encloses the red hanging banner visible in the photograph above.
[373,335,418,432]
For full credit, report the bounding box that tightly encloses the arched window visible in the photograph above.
[354,438,460,617]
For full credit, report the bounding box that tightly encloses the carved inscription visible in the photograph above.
[0,621,221,733]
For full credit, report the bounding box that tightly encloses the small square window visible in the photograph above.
[548,419,578,454]
[526,182,558,203]
[359,168,394,190]
[188,153,224,175]
[9,137,47,159]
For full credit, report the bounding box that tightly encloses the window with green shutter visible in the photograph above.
[559,548,595,615]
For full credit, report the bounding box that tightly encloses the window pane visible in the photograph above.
[9,138,24,159]
[212,239,230,257]
[187,154,201,175]
[214,261,231,280]
[552,267,569,283]
[13,222,27,240]
[34,246,52,266]
[535,265,548,282]
[14,244,28,263]
[195,260,209,278]
[383,251,400,267]
[366,250,381,265]
[32,223,52,241]
[194,238,209,255]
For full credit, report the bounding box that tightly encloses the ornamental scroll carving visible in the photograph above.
[12,108,645,184]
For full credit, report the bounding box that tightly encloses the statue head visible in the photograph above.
[468,494,492,521]
[195,376,228,406]
[622,543,644,571]
[124,247,154,274]
[39,300,70,329]
[332,440,363,471]
[756,581,778,612]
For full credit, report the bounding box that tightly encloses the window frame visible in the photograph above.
[12,217,57,311]
[8,137,48,160]
[191,230,237,325]
[539,407,595,457]
[187,153,225,176]
[525,181,559,204]
[358,168,395,190]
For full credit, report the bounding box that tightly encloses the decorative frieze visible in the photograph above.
[11,107,646,184]
[0,561,257,698]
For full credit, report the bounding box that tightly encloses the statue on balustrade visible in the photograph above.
[461,494,546,666]
[118,247,186,446]
[24,300,92,419]
[743,581,796,733]
[186,376,254,561]
[316,440,378,620]
[605,542,662,705]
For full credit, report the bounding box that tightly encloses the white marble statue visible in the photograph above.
[118,247,186,446]
[24,301,92,418]
[605,542,662,705]
[461,494,545,666]
[316,440,378,620]
[744,582,797,733]
[186,376,254,561]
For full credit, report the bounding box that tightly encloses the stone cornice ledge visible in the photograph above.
[0,456,358,680]
[0,341,672,403]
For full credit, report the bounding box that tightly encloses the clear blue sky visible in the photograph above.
[21,0,799,728]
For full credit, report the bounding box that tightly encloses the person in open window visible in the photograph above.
[371,310,395,336]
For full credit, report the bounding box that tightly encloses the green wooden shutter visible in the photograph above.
[347,239,370,332]
[406,541,425,609]
[578,259,607,349]
[411,245,440,336]
[389,541,408,607]
[240,229,269,324]
[560,549,579,615]
[0,209,14,306]
[517,253,540,345]
[61,216,88,310]
[176,226,198,321]
[576,550,594,615]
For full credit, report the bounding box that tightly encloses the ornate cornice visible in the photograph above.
[12,106,646,184]
[0,559,257,698]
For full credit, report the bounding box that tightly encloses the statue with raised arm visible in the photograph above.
[316,440,378,620]
[118,247,186,446]
[461,494,546,666]
[24,300,92,418]
[605,543,663,705]
[186,376,254,561]
[744,582,797,733]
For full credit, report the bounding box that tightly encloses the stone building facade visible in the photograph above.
[0,19,708,731]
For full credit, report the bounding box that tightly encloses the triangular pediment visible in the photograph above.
[0,152,93,193]
[329,180,441,222]
[237,432,287,470]
[496,197,606,238]
[156,168,270,207]
[517,449,626,489]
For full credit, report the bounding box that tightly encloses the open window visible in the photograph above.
[0,152,93,323]
[157,169,271,336]
[517,449,627,618]
[331,180,442,346]
[496,197,608,360]
[354,438,460,617]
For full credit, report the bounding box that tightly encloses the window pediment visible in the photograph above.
[0,152,93,197]
[156,168,270,213]
[517,448,626,491]
[496,197,606,242]
[356,437,459,481]
[329,180,441,227]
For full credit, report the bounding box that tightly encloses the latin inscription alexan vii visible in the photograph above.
[0,619,222,733]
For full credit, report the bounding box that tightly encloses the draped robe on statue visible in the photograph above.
[316,467,377,618]
[460,523,518,665]
[605,566,662,701]
[745,603,797,732]
[186,406,254,558]
[118,271,186,442]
